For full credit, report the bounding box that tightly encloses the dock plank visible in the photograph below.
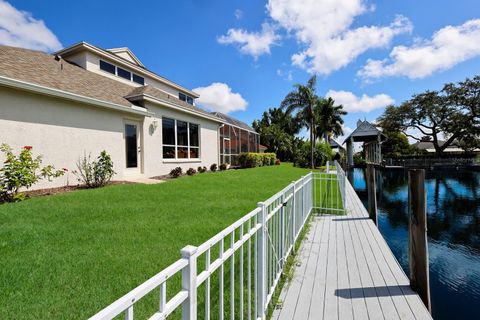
[273,178,432,320]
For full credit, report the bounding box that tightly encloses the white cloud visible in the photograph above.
[0,0,61,52]
[358,19,480,80]
[217,23,280,59]
[276,68,293,81]
[326,90,394,113]
[267,0,412,74]
[234,9,243,20]
[193,83,248,113]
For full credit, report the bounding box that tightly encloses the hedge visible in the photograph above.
[238,152,276,168]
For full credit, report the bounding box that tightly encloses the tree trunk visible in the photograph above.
[310,122,315,169]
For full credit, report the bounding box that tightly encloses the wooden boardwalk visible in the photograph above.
[272,180,432,320]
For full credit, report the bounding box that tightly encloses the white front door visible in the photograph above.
[124,121,142,175]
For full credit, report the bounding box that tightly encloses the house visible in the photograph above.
[0,42,259,189]
[328,138,345,156]
[411,140,480,154]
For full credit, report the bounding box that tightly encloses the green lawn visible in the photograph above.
[0,164,319,319]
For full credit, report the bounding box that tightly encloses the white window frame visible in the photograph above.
[99,60,144,85]
[162,117,201,162]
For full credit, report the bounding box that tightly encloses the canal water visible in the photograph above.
[350,168,480,320]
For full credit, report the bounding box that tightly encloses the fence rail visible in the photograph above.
[90,163,345,320]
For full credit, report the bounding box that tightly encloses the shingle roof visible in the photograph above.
[0,45,137,107]
[412,140,460,150]
[210,111,256,132]
[127,85,216,119]
[0,45,219,121]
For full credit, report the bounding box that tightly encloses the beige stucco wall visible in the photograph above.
[0,86,220,191]
[0,87,136,190]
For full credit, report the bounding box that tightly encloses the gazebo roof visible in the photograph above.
[343,120,386,143]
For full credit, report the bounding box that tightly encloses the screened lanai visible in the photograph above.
[212,112,260,166]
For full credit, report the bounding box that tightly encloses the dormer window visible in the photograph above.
[100,60,115,75]
[179,92,194,105]
[132,74,145,85]
[99,60,145,85]
[117,67,131,80]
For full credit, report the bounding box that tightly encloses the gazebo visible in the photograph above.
[343,120,387,167]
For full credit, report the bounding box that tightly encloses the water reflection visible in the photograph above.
[351,168,480,320]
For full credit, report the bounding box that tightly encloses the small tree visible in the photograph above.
[73,151,115,188]
[0,144,65,202]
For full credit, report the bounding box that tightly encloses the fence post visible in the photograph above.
[302,175,307,220]
[291,181,297,249]
[280,193,285,262]
[366,164,378,225]
[256,202,267,320]
[300,176,305,223]
[326,161,330,173]
[181,245,198,320]
[408,169,431,313]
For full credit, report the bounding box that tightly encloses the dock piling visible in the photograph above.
[408,169,431,313]
[366,164,378,225]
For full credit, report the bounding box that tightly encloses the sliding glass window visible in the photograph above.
[162,117,200,160]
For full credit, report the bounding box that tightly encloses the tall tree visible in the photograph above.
[252,107,301,136]
[281,75,318,168]
[378,76,480,156]
[252,108,301,161]
[314,97,347,143]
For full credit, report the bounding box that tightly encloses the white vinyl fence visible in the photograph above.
[311,161,346,215]
[90,165,345,320]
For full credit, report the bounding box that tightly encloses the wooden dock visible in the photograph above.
[272,180,432,320]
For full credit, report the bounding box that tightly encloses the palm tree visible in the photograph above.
[314,97,347,144]
[281,75,318,168]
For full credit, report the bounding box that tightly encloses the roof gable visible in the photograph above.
[343,120,386,143]
[107,47,144,67]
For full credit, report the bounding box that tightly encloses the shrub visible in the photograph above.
[210,163,217,172]
[275,159,281,165]
[186,168,196,176]
[0,144,65,202]
[293,141,333,168]
[238,153,277,168]
[73,151,115,188]
[219,163,228,171]
[198,166,207,173]
[170,167,183,178]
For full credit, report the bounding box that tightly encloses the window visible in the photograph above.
[99,60,146,85]
[176,120,188,158]
[132,74,145,85]
[117,67,131,80]
[162,118,175,159]
[179,92,194,105]
[162,117,200,160]
[100,60,115,74]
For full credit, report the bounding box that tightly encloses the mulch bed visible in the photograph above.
[23,181,135,198]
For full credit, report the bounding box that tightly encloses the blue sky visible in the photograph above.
[2,0,480,141]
